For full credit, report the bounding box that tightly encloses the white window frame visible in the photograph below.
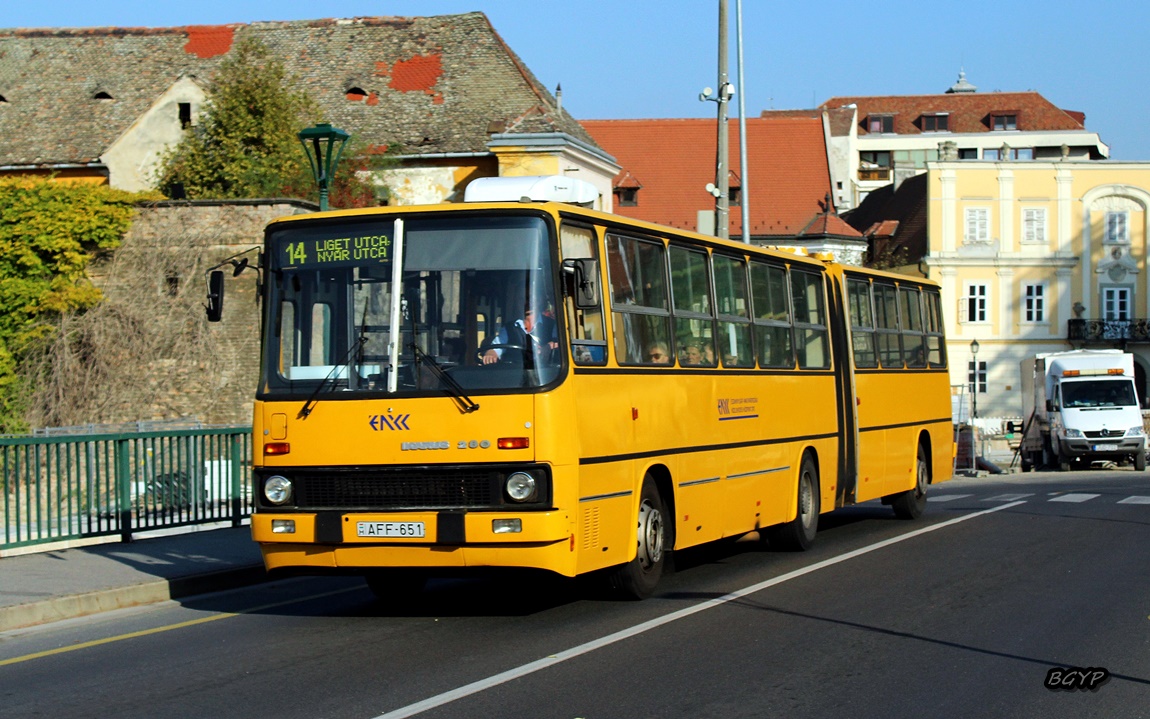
[1022,207,1047,244]
[1023,283,1047,324]
[1105,211,1129,244]
[1103,286,1131,321]
[964,207,990,244]
[962,283,989,323]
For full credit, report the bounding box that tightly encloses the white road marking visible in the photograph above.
[983,493,1034,502]
[928,494,973,502]
[1049,493,1100,503]
[371,501,1027,719]
[1118,496,1150,504]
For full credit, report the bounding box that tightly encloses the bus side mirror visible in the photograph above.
[206,270,225,322]
[562,258,600,310]
[1046,399,1055,412]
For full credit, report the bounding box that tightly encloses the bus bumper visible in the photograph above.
[251,509,576,576]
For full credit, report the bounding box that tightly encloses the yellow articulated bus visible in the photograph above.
[208,175,953,600]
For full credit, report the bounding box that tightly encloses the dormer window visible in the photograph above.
[866,114,894,133]
[991,113,1017,131]
[346,87,367,102]
[93,91,113,101]
[921,113,949,132]
[616,187,639,207]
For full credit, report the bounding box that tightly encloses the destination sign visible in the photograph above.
[273,231,392,271]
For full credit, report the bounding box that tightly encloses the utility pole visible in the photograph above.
[715,0,730,239]
[735,0,750,243]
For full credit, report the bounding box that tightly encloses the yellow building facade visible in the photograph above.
[925,160,1150,420]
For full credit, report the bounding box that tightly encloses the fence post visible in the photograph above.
[230,433,243,527]
[116,438,133,543]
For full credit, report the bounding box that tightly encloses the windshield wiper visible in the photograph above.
[410,343,480,414]
[297,333,367,420]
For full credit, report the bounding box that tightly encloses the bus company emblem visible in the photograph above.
[369,414,410,431]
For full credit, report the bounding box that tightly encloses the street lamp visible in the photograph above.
[970,339,980,420]
[298,123,350,211]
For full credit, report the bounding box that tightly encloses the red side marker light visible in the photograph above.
[498,437,529,449]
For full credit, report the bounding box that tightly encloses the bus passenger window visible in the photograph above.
[791,270,829,370]
[669,245,715,366]
[874,283,901,368]
[751,262,793,368]
[713,254,753,367]
[607,233,671,365]
[924,290,947,368]
[900,287,926,368]
[847,279,878,368]
[560,224,607,366]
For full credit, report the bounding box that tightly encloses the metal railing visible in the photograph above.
[1068,318,1150,345]
[1,426,252,550]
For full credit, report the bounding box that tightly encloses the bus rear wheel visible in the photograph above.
[766,454,819,551]
[608,475,668,599]
[891,444,929,519]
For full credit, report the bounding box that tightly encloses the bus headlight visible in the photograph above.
[264,475,293,505]
[1063,428,1084,439]
[1126,426,1146,437]
[505,472,537,502]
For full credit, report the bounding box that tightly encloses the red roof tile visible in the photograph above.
[799,211,862,238]
[819,91,1086,135]
[583,117,831,238]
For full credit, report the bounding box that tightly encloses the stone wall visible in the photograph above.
[81,199,316,427]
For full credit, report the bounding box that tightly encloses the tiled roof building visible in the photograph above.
[0,14,618,204]
[583,116,840,244]
[806,72,1109,211]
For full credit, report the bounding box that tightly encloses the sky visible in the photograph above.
[7,1,1150,160]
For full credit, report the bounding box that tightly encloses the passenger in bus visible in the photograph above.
[482,303,558,365]
[680,343,703,365]
[646,343,672,364]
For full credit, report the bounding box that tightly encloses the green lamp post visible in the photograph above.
[298,123,350,211]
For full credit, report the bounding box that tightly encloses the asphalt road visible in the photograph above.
[3,468,1149,719]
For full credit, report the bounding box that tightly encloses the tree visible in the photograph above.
[0,178,146,432]
[157,37,318,200]
[158,37,387,206]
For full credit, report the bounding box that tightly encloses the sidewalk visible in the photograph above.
[0,526,267,632]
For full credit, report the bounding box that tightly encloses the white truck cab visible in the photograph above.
[1021,350,1147,471]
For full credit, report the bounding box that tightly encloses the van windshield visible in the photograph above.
[1062,380,1138,408]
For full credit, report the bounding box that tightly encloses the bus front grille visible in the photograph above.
[293,471,502,510]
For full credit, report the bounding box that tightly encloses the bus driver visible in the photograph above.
[482,304,558,365]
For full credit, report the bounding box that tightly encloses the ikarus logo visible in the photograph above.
[369,413,411,431]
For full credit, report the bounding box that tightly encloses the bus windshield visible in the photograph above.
[260,213,562,398]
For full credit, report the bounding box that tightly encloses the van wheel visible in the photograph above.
[766,454,819,551]
[608,475,668,599]
[891,444,929,519]
[1136,453,1146,472]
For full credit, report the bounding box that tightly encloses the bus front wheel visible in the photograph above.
[766,454,819,551]
[608,475,668,599]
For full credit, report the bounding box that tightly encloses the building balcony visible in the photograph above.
[1068,318,1150,345]
[858,167,891,182]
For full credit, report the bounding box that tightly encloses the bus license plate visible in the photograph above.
[1093,444,1118,452]
[357,521,425,538]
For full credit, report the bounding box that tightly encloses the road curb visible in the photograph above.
[0,564,267,633]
